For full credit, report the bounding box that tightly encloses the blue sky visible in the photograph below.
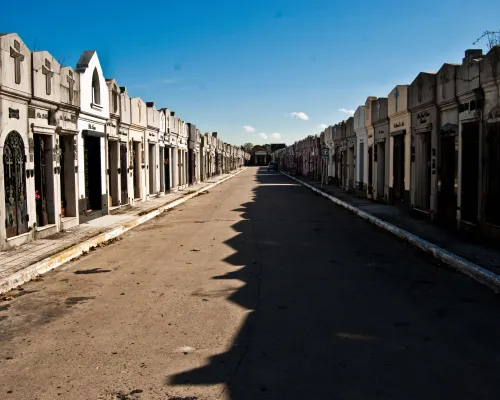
[1,1,499,146]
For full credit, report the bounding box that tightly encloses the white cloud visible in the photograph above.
[258,132,268,140]
[271,132,282,140]
[338,108,355,116]
[243,125,256,133]
[162,78,177,84]
[290,112,309,121]
[318,124,328,129]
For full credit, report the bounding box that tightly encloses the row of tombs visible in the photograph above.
[273,47,500,242]
[0,33,250,250]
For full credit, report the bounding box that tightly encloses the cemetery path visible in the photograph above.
[0,167,499,400]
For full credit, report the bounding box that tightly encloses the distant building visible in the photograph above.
[250,145,271,166]
[270,143,286,153]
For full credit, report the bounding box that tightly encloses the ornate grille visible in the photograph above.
[3,131,28,237]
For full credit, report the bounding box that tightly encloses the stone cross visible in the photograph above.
[376,101,381,119]
[417,75,423,103]
[67,70,75,102]
[394,87,399,112]
[440,73,448,99]
[42,59,54,95]
[10,40,24,85]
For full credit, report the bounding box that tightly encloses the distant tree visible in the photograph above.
[474,30,500,50]
[241,142,253,152]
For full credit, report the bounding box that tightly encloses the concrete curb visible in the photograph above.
[0,168,247,294]
[282,171,500,293]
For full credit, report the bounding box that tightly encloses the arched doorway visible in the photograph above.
[3,131,28,238]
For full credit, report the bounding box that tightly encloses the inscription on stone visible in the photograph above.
[59,113,77,123]
[8,108,19,119]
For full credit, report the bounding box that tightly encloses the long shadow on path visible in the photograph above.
[170,168,500,399]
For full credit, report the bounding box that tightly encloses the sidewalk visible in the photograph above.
[290,174,500,277]
[0,170,244,294]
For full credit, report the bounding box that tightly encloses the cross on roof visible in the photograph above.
[417,75,424,103]
[10,40,24,85]
[42,59,54,95]
[67,70,75,102]
[440,73,448,99]
[394,87,400,112]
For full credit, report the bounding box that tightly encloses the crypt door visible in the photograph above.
[120,142,128,205]
[3,131,28,238]
[164,149,170,191]
[348,146,354,189]
[59,136,76,218]
[83,135,102,212]
[368,146,373,193]
[415,132,432,211]
[159,147,165,193]
[359,142,365,191]
[108,140,119,206]
[149,143,156,195]
[132,142,141,199]
[376,142,386,200]
[461,122,479,223]
[438,134,457,225]
[485,122,500,226]
[393,134,405,203]
[188,149,194,185]
[34,134,54,227]
[334,147,339,182]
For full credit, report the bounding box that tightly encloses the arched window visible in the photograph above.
[92,68,100,104]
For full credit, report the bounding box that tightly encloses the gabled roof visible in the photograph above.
[75,50,96,72]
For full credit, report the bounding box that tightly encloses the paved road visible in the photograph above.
[0,167,499,400]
